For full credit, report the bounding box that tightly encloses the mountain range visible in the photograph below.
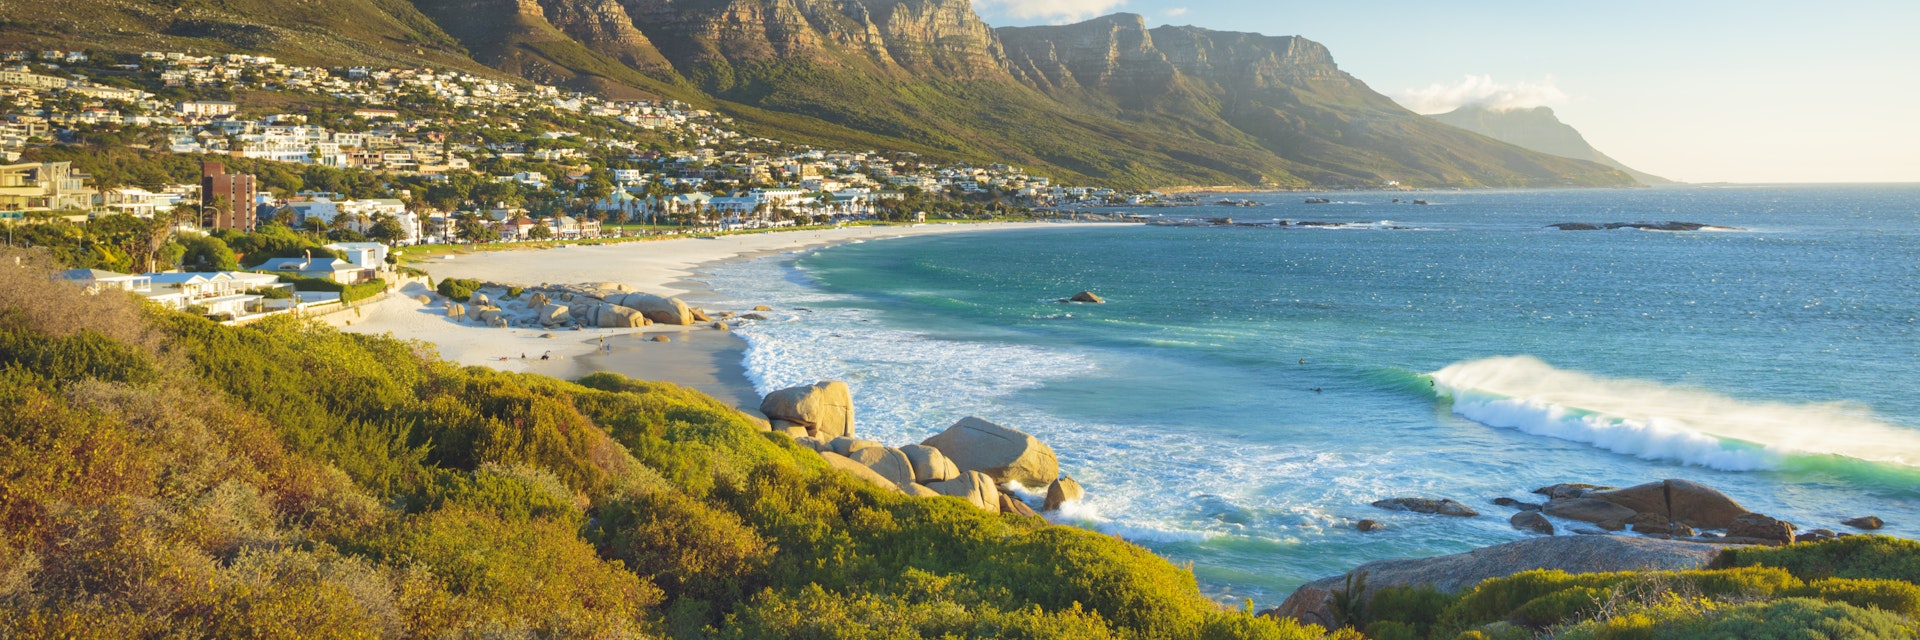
[0,0,1641,189]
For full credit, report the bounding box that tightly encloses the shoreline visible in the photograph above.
[338,222,1128,408]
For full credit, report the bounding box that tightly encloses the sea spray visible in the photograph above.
[1432,356,1920,473]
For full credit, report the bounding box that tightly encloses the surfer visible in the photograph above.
[1313,387,1322,393]
[1299,358,1306,365]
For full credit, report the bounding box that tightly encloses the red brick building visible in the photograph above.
[200,162,258,231]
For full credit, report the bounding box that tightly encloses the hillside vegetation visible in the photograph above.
[0,245,1348,638]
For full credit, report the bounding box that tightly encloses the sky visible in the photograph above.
[974,0,1920,183]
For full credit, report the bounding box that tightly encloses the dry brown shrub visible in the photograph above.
[0,246,160,352]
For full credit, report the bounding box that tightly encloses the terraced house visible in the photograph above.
[0,161,92,215]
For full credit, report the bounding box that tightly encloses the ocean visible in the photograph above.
[697,185,1920,607]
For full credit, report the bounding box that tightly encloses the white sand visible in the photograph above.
[337,222,1103,375]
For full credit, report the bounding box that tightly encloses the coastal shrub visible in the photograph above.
[1361,620,1418,640]
[716,580,1125,640]
[352,506,661,637]
[1713,536,1920,583]
[506,286,524,298]
[1557,597,1912,640]
[590,490,775,607]
[1436,567,1803,633]
[1784,578,1920,617]
[1362,584,1456,636]
[436,277,482,301]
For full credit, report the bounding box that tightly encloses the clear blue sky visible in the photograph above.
[976,0,1920,183]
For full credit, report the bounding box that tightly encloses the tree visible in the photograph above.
[455,213,493,244]
[179,235,239,272]
[367,213,406,245]
[527,224,554,240]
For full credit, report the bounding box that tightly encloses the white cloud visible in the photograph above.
[979,0,1129,23]
[1164,7,1189,17]
[1395,74,1570,114]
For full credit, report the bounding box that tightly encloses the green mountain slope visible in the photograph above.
[1429,105,1673,185]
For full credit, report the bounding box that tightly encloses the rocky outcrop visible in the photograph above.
[827,436,881,457]
[1372,498,1478,518]
[1267,536,1728,628]
[820,451,903,493]
[921,417,1059,488]
[760,381,855,439]
[849,446,914,489]
[1044,476,1083,512]
[901,444,960,484]
[614,292,694,325]
[1542,497,1638,531]
[1536,479,1754,533]
[928,470,1001,512]
[1727,513,1796,545]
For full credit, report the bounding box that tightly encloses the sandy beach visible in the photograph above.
[336,222,1102,408]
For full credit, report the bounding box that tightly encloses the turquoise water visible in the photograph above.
[700,185,1920,607]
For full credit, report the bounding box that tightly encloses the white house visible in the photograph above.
[323,242,390,270]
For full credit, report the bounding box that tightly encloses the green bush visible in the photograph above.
[1785,578,1920,617]
[1363,584,1457,636]
[591,490,775,607]
[436,277,481,302]
[1714,536,1920,583]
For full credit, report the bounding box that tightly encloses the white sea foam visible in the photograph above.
[1433,356,1920,471]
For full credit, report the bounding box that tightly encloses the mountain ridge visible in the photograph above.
[0,1,1637,189]
[1429,105,1672,185]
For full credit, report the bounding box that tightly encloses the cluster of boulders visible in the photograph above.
[1368,478,1884,546]
[440,281,735,331]
[756,380,1082,517]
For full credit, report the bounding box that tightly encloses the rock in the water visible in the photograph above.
[1044,476,1085,512]
[753,305,773,312]
[920,417,1059,488]
[760,381,856,439]
[1511,511,1555,535]
[850,447,915,489]
[928,471,1000,512]
[999,493,1039,517]
[741,313,770,321]
[618,293,694,325]
[1265,536,1727,629]
[1533,483,1614,500]
[1492,497,1543,512]
[1844,516,1885,530]
[1069,291,1105,304]
[1727,513,1796,545]
[1355,519,1385,532]
[650,335,670,343]
[900,444,960,484]
[819,452,903,493]
[1543,498,1638,530]
[1796,529,1838,543]
[1372,498,1479,517]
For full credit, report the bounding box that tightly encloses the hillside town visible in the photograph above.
[1,48,1154,242]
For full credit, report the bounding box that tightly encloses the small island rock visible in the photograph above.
[1044,476,1085,512]
[1843,516,1885,530]
[1069,291,1105,304]
[1372,497,1478,517]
